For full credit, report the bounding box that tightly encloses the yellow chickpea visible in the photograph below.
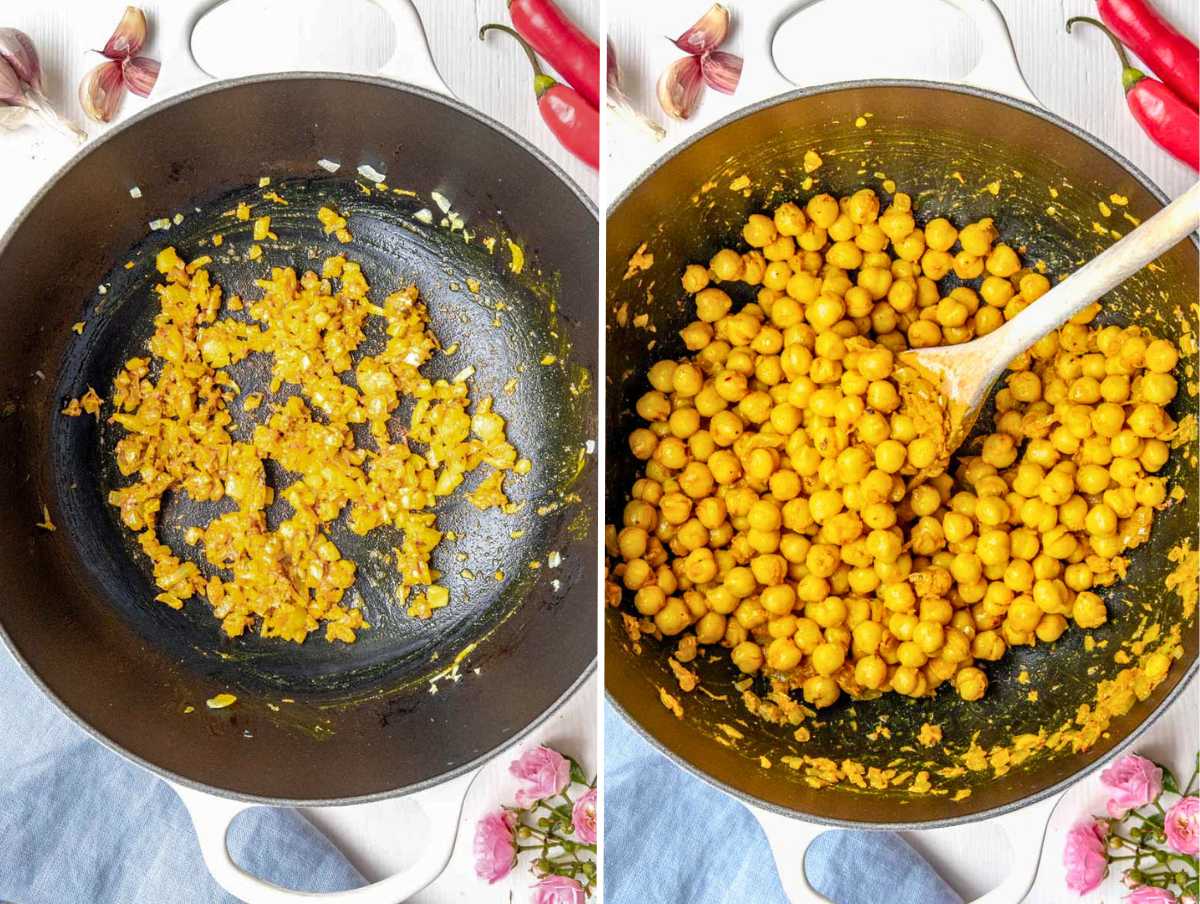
[774,202,807,236]
[709,248,744,282]
[802,675,841,708]
[682,264,710,294]
[811,641,846,676]
[955,666,988,701]
[1072,591,1107,629]
[730,641,764,673]
[1144,339,1178,373]
[921,217,956,252]
[743,213,778,248]
[806,194,840,228]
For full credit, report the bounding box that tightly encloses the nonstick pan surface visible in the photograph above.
[606,81,1198,828]
[0,74,597,804]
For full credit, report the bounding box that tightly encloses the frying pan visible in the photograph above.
[0,1,596,901]
[605,2,1198,901]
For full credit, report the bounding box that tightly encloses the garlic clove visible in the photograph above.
[102,6,147,59]
[607,38,620,91]
[657,54,705,121]
[122,55,159,98]
[0,53,23,106]
[79,59,124,123]
[700,50,742,95]
[0,28,41,91]
[672,3,730,55]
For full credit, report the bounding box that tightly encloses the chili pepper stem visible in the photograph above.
[480,23,557,98]
[1067,16,1147,91]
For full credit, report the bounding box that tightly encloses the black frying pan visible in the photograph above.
[606,78,1197,899]
[0,65,596,856]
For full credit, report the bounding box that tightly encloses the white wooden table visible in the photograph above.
[606,2,1198,902]
[0,1,597,901]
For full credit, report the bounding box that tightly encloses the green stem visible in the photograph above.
[1184,756,1199,796]
[478,23,557,97]
[1065,16,1147,92]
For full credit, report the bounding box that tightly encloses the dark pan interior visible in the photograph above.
[606,82,1198,826]
[0,75,597,803]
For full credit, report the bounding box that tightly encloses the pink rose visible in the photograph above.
[510,745,571,807]
[532,875,586,904]
[473,810,516,884]
[572,786,597,844]
[1125,888,1177,904]
[1064,818,1109,895]
[1101,755,1164,817]
[1165,796,1199,855]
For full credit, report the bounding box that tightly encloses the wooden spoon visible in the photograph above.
[899,180,1200,465]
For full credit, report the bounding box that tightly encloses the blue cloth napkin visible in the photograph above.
[604,703,963,904]
[0,644,366,904]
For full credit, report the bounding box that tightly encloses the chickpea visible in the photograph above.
[802,675,841,708]
[710,248,744,282]
[681,264,710,294]
[1072,591,1107,629]
[614,192,1181,720]
[955,666,988,701]
[731,641,764,673]
[985,243,1021,277]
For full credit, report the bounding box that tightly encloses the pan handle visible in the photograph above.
[155,0,452,99]
[372,0,454,97]
[169,769,477,903]
[763,0,1041,108]
[751,791,1062,903]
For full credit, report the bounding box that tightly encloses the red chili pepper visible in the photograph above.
[480,24,599,170]
[1096,0,1199,108]
[1069,17,1199,171]
[507,0,600,110]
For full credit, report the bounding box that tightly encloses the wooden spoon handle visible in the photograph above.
[986,181,1200,362]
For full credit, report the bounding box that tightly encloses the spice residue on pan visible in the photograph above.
[68,223,528,644]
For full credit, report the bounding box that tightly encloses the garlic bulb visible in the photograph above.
[0,27,86,141]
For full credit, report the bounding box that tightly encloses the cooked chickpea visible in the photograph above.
[611,190,1182,719]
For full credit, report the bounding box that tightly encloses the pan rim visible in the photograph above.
[0,71,598,807]
[604,76,1200,830]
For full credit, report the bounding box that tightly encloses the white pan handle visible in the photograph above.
[944,0,1040,107]
[156,0,452,99]
[970,792,1061,904]
[170,769,477,903]
[752,791,1062,904]
[763,0,1041,108]
[372,0,454,97]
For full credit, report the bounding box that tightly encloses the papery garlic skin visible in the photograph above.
[0,27,85,141]
[657,54,705,121]
[607,38,665,141]
[79,60,125,123]
[0,28,40,90]
[672,3,730,55]
[122,56,159,98]
[701,50,742,95]
[102,6,147,59]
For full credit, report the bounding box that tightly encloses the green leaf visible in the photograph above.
[1160,763,1180,796]
[567,755,588,787]
[1145,810,1166,829]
